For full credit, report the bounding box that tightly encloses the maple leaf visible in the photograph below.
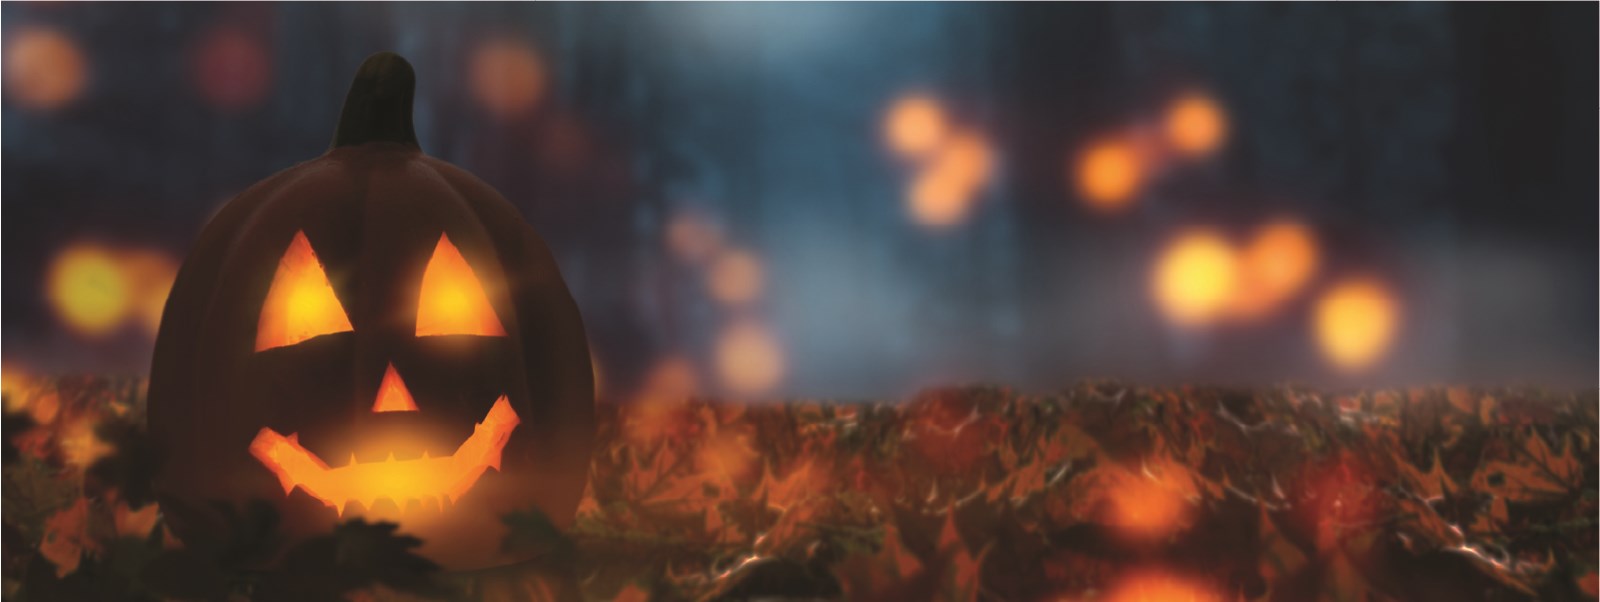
[834,523,934,600]
[39,497,96,578]
[1471,431,1584,503]
[936,510,987,602]
[1577,571,1599,598]
[112,500,160,540]
[611,583,651,602]
[1396,449,1457,501]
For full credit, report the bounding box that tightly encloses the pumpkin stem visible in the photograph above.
[331,52,419,149]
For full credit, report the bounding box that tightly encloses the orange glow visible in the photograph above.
[1314,278,1399,372]
[908,166,969,228]
[250,395,520,515]
[2,366,36,413]
[908,132,993,228]
[706,249,764,306]
[47,243,131,337]
[122,250,178,336]
[28,393,61,425]
[1103,570,1221,602]
[4,28,87,110]
[469,39,546,121]
[537,115,594,174]
[256,231,353,351]
[1106,461,1197,540]
[715,321,785,396]
[1075,138,1144,212]
[113,502,161,539]
[1162,92,1228,158]
[635,357,698,406]
[937,133,994,187]
[371,364,420,413]
[625,357,700,443]
[1151,230,1239,327]
[60,419,112,469]
[665,212,724,264]
[698,432,759,485]
[191,27,272,112]
[416,234,507,337]
[1230,220,1319,319]
[883,94,949,158]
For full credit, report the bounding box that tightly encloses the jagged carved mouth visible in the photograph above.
[248,395,519,516]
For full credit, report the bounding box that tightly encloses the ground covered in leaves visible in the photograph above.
[2,377,1596,601]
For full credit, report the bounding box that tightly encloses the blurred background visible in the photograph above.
[2,2,1595,402]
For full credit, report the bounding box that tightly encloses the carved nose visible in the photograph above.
[371,363,419,412]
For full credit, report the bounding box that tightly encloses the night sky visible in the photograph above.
[3,2,1595,399]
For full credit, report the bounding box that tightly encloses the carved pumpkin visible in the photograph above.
[147,53,595,569]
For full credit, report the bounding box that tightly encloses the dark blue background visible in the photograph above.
[4,2,1595,397]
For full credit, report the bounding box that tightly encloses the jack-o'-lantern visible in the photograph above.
[147,53,595,569]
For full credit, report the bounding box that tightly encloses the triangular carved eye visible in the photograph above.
[256,231,354,351]
[416,234,506,337]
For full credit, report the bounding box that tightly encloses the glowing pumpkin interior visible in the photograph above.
[255,231,354,351]
[249,230,521,516]
[417,233,506,337]
[250,389,520,516]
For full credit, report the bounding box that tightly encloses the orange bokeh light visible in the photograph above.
[4,28,88,111]
[416,234,507,338]
[1075,138,1144,212]
[191,27,273,112]
[625,357,701,443]
[1314,278,1399,372]
[1229,220,1319,319]
[665,212,724,264]
[47,243,131,338]
[715,321,785,396]
[122,250,178,336]
[46,243,176,339]
[908,167,967,228]
[1102,570,1221,602]
[883,94,949,158]
[1162,92,1228,158]
[469,39,547,121]
[706,249,765,306]
[635,357,699,406]
[934,133,994,190]
[256,232,354,351]
[908,132,993,228]
[1151,230,1239,327]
